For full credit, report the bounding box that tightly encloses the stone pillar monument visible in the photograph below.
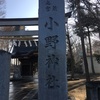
[0,50,11,100]
[38,0,67,100]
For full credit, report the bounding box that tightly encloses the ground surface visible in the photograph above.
[68,74,100,100]
[9,73,100,100]
[68,78,86,100]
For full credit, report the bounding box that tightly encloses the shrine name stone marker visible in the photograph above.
[38,0,67,100]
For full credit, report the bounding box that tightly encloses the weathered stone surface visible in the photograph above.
[38,0,67,100]
[0,50,11,100]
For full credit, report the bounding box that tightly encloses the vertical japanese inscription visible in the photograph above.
[39,0,67,99]
[45,17,59,31]
[44,0,60,89]
[45,35,59,49]
[45,74,60,89]
[45,54,59,69]
[45,0,57,12]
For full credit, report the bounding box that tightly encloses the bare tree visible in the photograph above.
[0,0,6,18]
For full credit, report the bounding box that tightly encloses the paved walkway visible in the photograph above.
[9,74,38,100]
[9,73,100,100]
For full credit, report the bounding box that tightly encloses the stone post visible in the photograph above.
[38,0,67,100]
[0,50,11,100]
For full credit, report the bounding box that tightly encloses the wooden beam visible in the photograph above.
[0,18,38,26]
[0,37,38,40]
[0,30,38,36]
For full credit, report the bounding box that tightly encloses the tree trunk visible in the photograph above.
[67,32,75,79]
[77,0,90,82]
[87,27,95,74]
[80,33,90,82]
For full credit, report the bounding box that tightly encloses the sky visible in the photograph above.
[6,0,38,18]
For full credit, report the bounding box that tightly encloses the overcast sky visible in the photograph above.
[6,0,38,18]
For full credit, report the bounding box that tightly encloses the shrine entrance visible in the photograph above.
[0,18,39,79]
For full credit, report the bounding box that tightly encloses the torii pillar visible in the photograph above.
[38,0,67,100]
